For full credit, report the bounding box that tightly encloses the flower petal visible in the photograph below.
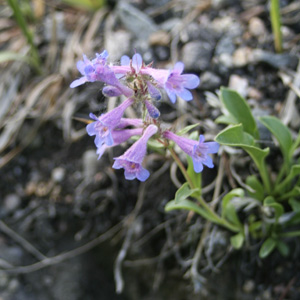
[137,167,150,182]
[70,77,88,88]
[181,74,200,89]
[173,62,184,74]
[132,53,143,73]
[176,88,193,101]
[121,55,130,66]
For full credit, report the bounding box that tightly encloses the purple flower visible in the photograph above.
[86,98,134,147]
[164,62,200,103]
[70,51,108,88]
[96,127,144,159]
[112,124,158,181]
[163,131,219,173]
[70,51,133,97]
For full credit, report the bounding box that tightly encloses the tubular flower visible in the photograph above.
[164,62,200,103]
[86,98,134,147]
[112,124,158,181]
[96,127,144,159]
[163,131,219,173]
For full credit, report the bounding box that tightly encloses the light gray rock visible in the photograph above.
[4,194,21,213]
[251,49,298,69]
[200,71,221,90]
[105,30,132,61]
[215,35,235,56]
[116,2,159,40]
[51,167,65,183]
[181,41,213,71]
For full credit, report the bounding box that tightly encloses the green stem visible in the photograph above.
[7,0,41,73]
[169,148,239,232]
[259,161,272,195]
[169,147,194,189]
[270,0,283,53]
[280,231,300,238]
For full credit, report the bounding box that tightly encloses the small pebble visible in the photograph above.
[51,167,66,183]
[0,271,9,288]
[243,279,255,293]
[4,194,21,213]
[200,71,221,90]
[229,74,249,97]
[232,47,252,67]
[181,41,213,71]
[248,87,262,100]
[249,17,267,37]
[83,150,99,180]
[105,30,132,61]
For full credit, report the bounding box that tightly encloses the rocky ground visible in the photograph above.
[0,0,300,299]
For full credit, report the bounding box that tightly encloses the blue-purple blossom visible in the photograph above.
[70,51,108,88]
[96,127,144,159]
[86,98,134,147]
[164,62,200,103]
[112,124,158,181]
[163,131,219,173]
[141,61,200,103]
[70,51,133,97]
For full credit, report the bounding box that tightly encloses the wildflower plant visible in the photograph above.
[71,50,300,261]
[70,50,214,182]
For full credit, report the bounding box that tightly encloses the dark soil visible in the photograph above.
[0,0,300,299]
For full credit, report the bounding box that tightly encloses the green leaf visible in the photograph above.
[173,182,199,203]
[220,88,259,138]
[259,116,293,162]
[222,188,245,218]
[275,165,300,194]
[215,114,239,125]
[216,124,271,192]
[177,124,199,136]
[221,189,244,228]
[289,198,300,212]
[165,199,218,223]
[263,196,284,221]
[259,237,276,258]
[278,186,300,201]
[215,124,269,172]
[276,240,289,257]
[230,232,244,249]
[246,175,264,201]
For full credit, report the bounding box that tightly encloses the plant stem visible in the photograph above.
[280,231,300,238]
[270,0,283,53]
[7,0,42,73]
[169,147,194,188]
[169,148,239,232]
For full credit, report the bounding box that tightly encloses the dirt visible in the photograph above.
[0,0,300,299]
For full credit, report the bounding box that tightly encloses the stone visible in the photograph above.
[251,49,298,69]
[229,74,249,97]
[215,35,235,56]
[248,17,267,37]
[200,71,222,90]
[105,30,132,61]
[116,2,159,40]
[51,167,65,183]
[232,47,253,67]
[4,194,21,213]
[243,279,255,293]
[82,150,99,180]
[181,41,213,71]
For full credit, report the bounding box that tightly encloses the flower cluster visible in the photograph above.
[71,50,219,181]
